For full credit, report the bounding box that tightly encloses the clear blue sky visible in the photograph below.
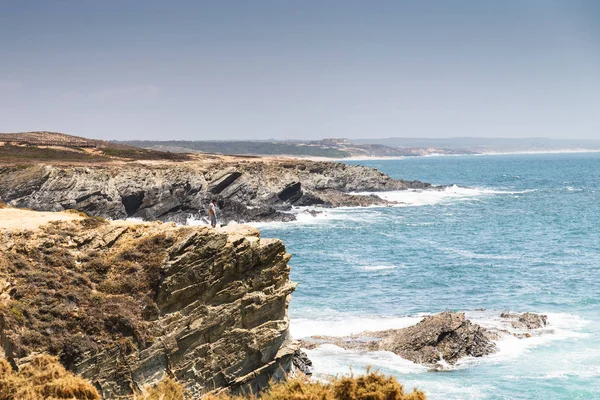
[1,0,599,140]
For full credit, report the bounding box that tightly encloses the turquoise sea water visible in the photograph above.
[257,153,600,400]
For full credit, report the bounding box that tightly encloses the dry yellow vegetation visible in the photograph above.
[0,354,100,400]
[0,355,424,400]
[135,377,186,400]
[205,371,426,400]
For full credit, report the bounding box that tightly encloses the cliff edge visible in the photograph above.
[0,209,297,398]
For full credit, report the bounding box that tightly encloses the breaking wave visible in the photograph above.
[354,185,536,207]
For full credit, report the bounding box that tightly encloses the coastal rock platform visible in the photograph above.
[300,311,548,369]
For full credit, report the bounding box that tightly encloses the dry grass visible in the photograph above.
[0,201,7,209]
[134,371,425,400]
[0,354,100,400]
[205,371,426,400]
[135,377,186,400]
[0,219,166,362]
[63,209,89,217]
[0,132,190,163]
[0,363,425,400]
[0,143,111,163]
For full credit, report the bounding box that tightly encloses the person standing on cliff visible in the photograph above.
[208,199,218,228]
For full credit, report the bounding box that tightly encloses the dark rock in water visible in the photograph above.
[299,312,497,366]
[500,312,548,330]
[303,209,323,217]
[378,312,497,365]
[292,349,313,376]
[300,311,550,368]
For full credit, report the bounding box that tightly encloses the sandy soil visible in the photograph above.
[0,208,85,231]
[0,208,161,232]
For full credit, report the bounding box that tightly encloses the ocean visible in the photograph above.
[256,152,600,400]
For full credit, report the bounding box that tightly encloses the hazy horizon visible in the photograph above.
[1,1,599,141]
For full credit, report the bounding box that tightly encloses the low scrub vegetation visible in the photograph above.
[207,371,425,400]
[0,367,426,400]
[135,377,186,400]
[0,140,189,164]
[0,354,100,400]
[118,140,352,158]
[0,143,110,163]
[0,219,169,363]
[101,147,190,161]
[135,371,425,400]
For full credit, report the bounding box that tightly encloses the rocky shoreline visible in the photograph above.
[0,158,435,225]
[2,153,545,398]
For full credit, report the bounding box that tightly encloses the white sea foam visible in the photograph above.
[291,315,422,339]
[405,380,493,400]
[248,207,385,229]
[565,186,584,192]
[241,185,538,229]
[358,265,399,271]
[457,311,590,367]
[305,345,427,375]
[354,185,535,207]
[296,311,590,377]
[542,365,600,379]
[440,247,523,261]
[185,215,210,226]
[125,217,145,223]
[305,346,494,399]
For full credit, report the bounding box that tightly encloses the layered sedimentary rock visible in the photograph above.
[0,211,297,398]
[0,159,432,224]
[301,311,548,368]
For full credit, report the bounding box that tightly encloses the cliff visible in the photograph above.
[0,209,297,398]
[0,158,432,224]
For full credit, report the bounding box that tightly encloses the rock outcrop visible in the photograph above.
[301,311,548,368]
[378,312,498,365]
[0,211,297,398]
[500,312,548,330]
[0,158,433,224]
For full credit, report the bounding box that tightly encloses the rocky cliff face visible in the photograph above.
[0,159,432,224]
[0,213,297,398]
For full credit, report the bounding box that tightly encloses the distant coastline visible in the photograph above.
[291,148,600,162]
[116,137,600,161]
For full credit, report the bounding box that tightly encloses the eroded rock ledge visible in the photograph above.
[0,159,434,224]
[301,311,548,368]
[0,211,297,398]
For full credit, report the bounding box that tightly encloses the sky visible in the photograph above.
[0,0,599,141]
